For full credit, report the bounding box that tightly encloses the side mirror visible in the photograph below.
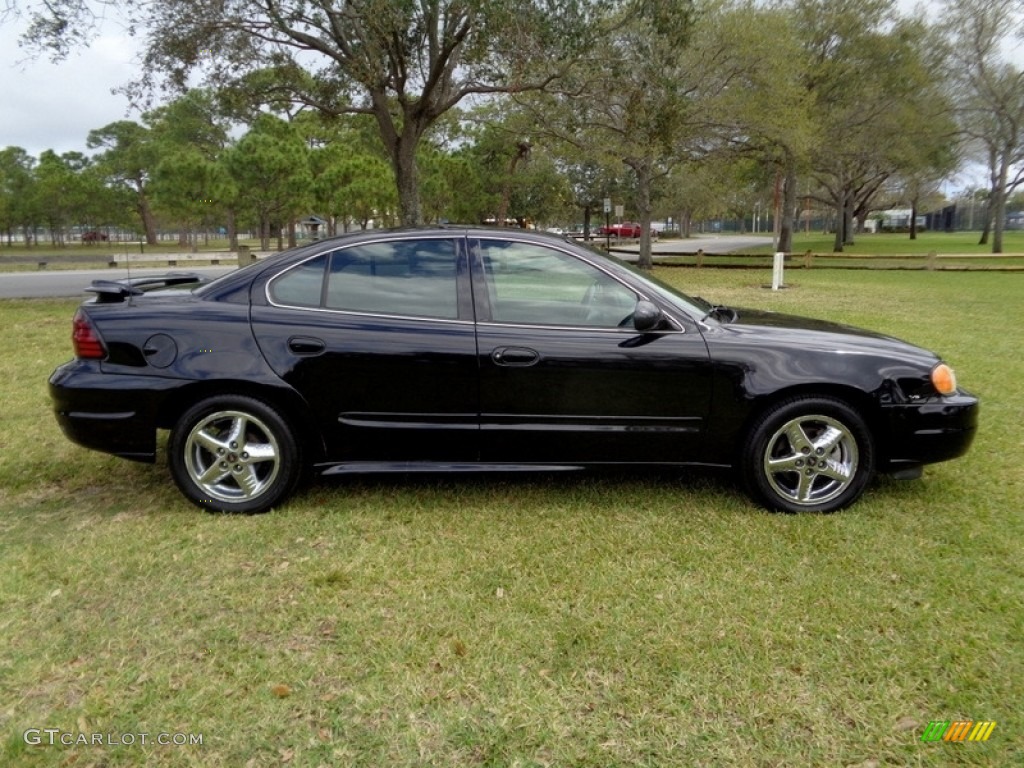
[633,300,665,332]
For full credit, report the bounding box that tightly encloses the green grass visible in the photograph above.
[745,230,1024,256]
[1,271,1022,766]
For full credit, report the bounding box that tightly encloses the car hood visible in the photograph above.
[709,307,941,366]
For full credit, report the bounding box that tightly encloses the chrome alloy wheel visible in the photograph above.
[762,414,859,507]
[183,409,281,502]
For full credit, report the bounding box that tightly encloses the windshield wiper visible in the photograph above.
[700,305,737,323]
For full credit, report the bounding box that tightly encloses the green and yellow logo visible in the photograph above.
[921,720,996,742]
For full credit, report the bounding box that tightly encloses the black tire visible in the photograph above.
[168,395,301,513]
[740,396,875,513]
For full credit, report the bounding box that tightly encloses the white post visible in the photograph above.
[772,251,785,291]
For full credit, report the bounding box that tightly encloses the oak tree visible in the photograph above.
[13,0,606,226]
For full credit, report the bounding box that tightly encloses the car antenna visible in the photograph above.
[125,237,134,305]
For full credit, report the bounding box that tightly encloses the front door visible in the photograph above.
[469,236,712,463]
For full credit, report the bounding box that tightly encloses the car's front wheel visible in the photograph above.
[169,395,301,513]
[741,396,875,513]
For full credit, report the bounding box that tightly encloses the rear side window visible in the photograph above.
[268,238,459,320]
[269,254,328,307]
[325,239,458,319]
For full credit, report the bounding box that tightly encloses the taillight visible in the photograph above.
[72,309,106,359]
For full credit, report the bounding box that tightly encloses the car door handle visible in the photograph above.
[491,346,539,366]
[287,336,326,356]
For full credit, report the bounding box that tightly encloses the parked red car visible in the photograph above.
[597,222,643,238]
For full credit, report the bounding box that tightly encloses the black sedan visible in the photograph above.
[49,227,978,513]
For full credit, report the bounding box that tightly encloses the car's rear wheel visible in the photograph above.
[169,395,301,513]
[741,396,874,513]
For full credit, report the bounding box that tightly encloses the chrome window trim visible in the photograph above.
[260,303,475,326]
[475,320,684,334]
[263,231,686,332]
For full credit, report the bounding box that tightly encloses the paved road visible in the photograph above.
[0,265,235,299]
[0,234,774,299]
[611,233,773,255]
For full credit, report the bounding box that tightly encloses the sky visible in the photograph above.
[0,4,1022,165]
[0,20,140,157]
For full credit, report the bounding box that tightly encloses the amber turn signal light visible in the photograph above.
[931,363,957,395]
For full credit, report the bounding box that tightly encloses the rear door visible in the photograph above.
[250,234,479,462]
[469,236,713,463]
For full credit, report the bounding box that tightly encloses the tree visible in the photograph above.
[152,148,234,251]
[87,121,161,245]
[788,0,955,251]
[143,90,235,247]
[940,0,1024,252]
[224,115,312,250]
[455,116,543,226]
[508,151,574,227]
[702,1,815,253]
[662,161,730,237]
[313,146,396,231]
[559,159,625,238]
[32,151,94,246]
[305,114,398,232]
[14,0,607,226]
[419,149,476,225]
[0,147,37,246]
[517,0,703,268]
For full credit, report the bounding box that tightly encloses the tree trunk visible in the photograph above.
[260,217,270,251]
[978,213,991,245]
[832,187,845,253]
[392,143,421,226]
[226,207,238,251]
[843,200,855,246]
[496,141,531,227]
[137,194,158,246]
[991,160,1009,254]
[370,90,425,227]
[633,163,654,271]
[777,163,797,254]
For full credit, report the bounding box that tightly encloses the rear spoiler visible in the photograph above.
[86,273,207,303]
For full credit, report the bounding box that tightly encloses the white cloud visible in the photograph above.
[0,24,141,157]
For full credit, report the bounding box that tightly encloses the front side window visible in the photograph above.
[479,240,637,328]
[269,238,459,320]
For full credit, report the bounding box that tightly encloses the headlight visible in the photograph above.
[931,363,957,395]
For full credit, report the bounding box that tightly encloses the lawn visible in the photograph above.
[1,269,1022,766]
[787,230,1024,255]
[742,230,1024,257]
